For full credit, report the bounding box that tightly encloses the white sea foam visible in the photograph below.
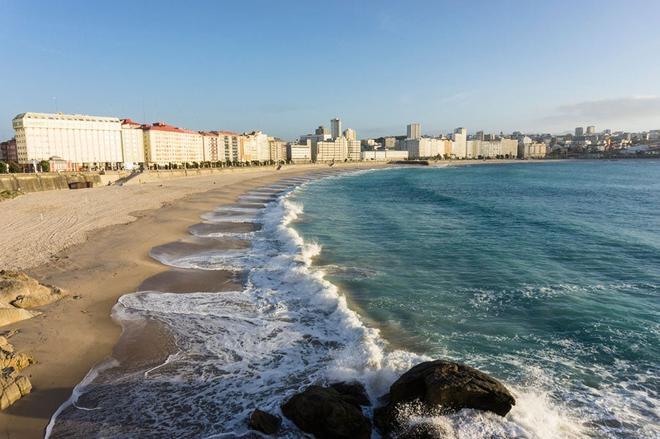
[213,206,262,213]
[188,229,255,240]
[200,211,262,223]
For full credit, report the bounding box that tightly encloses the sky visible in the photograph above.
[1,0,660,140]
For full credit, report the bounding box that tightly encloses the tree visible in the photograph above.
[39,160,50,172]
[8,161,21,173]
[0,162,7,173]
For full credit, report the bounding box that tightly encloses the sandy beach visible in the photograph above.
[0,162,386,438]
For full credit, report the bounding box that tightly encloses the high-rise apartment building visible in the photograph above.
[12,112,123,168]
[0,138,18,163]
[242,131,270,162]
[343,128,357,141]
[586,126,596,135]
[200,131,225,162]
[331,118,342,139]
[218,131,241,162]
[268,137,287,162]
[451,127,468,158]
[575,127,584,137]
[406,123,421,140]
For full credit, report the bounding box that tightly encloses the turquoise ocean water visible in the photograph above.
[291,161,659,438]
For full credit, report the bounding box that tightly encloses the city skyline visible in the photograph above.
[2,0,660,140]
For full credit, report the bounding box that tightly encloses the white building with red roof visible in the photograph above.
[143,122,203,165]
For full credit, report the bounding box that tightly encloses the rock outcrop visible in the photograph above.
[248,409,281,435]
[374,360,515,436]
[0,334,33,410]
[0,270,67,327]
[281,384,372,439]
[329,381,370,407]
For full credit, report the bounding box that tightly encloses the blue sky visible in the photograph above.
[1,0,660,140]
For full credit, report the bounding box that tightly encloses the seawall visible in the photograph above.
[0,173,102,194]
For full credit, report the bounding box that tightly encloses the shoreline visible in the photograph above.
[0,162,386,438]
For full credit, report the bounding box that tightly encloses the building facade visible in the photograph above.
[451,128,468,158]
[12,112,123,168]
[0,138,18,163]
[288,140,312,163]
[201,131,225,162]
[406,123,421,140]
[343,128,357,141]
[269,137,288,162]
[218,131,241,162]
[143,122,204,166]
[313,137,350,162]
[242,131,270,162]
[331,118,342,139]
[361,150,409,160]
[404,137,446,158]
[120,119,145,168]
[518,142,547,159]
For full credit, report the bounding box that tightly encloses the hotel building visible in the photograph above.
[143,122,204,165]
[12,112,123,168]
[120,119,145,167]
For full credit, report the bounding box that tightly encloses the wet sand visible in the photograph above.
[0,162,386,438]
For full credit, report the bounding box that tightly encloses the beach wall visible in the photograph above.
[0,173,102,193]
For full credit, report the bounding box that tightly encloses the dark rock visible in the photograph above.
[248,409,281,435]
[397,422,448,439]
[330,381,370,406]
[281,385,371,439]
[389,360,515,416]
[375,360,515,435]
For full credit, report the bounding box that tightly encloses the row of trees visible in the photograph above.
[0,160,49,173]
[148,159,287,170]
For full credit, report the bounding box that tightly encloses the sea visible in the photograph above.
[47,160,659,438]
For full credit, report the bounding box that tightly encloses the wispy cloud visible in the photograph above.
[542,96,660,125]
[437,91,476,105]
